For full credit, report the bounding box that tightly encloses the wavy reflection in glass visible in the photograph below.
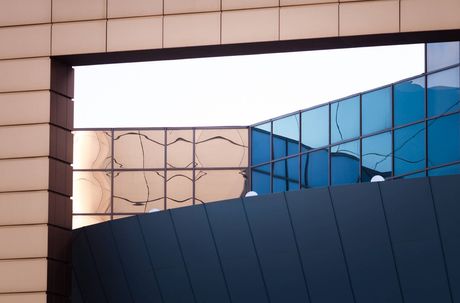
[113,130,164,169]
[195,129,248,167]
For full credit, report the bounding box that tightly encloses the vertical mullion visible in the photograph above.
[193,128,196,205]
[270,121,273,193]
[391,85,395,177]
[164,129,167,210]
[298,111,302,190]
[248,127,252,193]
[359,94,363,182]
[111,128,114,220]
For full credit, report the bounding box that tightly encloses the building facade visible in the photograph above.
[1,0,460,302]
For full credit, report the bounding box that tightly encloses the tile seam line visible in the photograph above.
[135,215,166,303]
[282,192,313,302]
[240,198,272,303]
[107,221,136,303]
[427,177,455,303]
[202,203,234,302]
[327,186,357,303]
[376,182,406,303]
[168,211,198,303]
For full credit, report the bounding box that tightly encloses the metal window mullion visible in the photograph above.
[164,129,167,210]
[193,128,196,205]
[270,121,273,193]
[111,128,114,220]
[359,94,363,182]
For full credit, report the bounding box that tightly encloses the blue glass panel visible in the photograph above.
[273,114,299,159]
[428,113,460,166]
[331,96,360,144]
[301,149,328,188]
[362,87,392,135]
[251,123,270,165]
[402,171,426,179]
[362,132,392,182]
[428,67,460,117]
[394,77,425,126]
[394,123,425,176]
[427,41,460,72]
[331,140,360,185]
[301,105,329,150]
[428,164,460,176]
[273,157,299,193]
[251,164,270,195]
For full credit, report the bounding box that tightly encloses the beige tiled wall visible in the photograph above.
[0,0,458,301]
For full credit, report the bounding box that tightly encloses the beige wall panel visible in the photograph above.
[0,158,49,192]
[0,124,50,159]
[107,16,162,52]
[222,0,278,10]
[0,259,47,293]
[0,293,46,303]
[0,0,50,27]
[52,0,106,22]
[0,25,50,60]
[282,0,338,5]
[0,91,50,126]
[164,0,220,14]
[0,191,49,226]
[339,0,399,36]
[164,12,220,48]
[108,0,163,18]
[401,0,460,32]
[0,58,50,93]
[0,225,48,259]
[280,4,338,40]
[222,8,279,44]
[52,20,106,56]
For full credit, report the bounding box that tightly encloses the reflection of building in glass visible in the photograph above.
[73,41,460,228]
[250,41,460,195]
[73,127,249,228]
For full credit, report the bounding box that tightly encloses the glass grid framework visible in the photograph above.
[73,127,249,227]
[250,59,460,194]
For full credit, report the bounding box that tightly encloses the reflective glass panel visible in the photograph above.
[251,164,270,195]
[362,132,392,182]
[331,140,360,185]
[166,170,193,209]
[427,41,460,72]
[73,215,111,229]
[195,169,247,203]
[301,149,328,188]
[73,131,112,169]
[428,164,460,176]
[113,171,165,213]
[167,130,193,168]
[401,171,426,179]
[427,67,460,117]
[195,129,248,168]
[362,87,392,135]
[273,157,299,193]
[73,171,111,214]
[331,96,360,144]
[394,76,425,126]
[114,130,164,169]
[301,105,329,150]
[428,113,460,166]
[251,123,270,165]
[273,114,300,159]
[394,123,425,176]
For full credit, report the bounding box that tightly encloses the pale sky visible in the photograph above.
[74,43,425,128]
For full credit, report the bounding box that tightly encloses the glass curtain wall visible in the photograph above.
[73,127,249,228]
[250,41,460,194]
